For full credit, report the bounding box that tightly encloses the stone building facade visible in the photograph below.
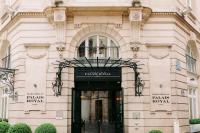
[0,0,200,133]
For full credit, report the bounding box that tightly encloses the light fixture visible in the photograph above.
[135,72,144,96]
[54,0,63,7]
[0,68,17,100]
[52,66,63,96]
[132,0,142,7]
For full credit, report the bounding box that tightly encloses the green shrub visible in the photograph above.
[0,118,8,122]
[0,122,10,133]
[8,123,32,133]
[149,130,163,133]
[190,118,200,124]
[35,123,56,133]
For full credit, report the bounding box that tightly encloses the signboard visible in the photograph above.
[152,95,170,104]
[151,94,171,111]
[75,67,121,81]
[26,92,45,111]
[27,93,45,103]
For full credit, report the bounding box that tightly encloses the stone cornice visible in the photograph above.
[152,12,200,38]
[0,10,200,39]
[0,12,45,36]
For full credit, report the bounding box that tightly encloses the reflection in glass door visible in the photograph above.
[78,91,123,133]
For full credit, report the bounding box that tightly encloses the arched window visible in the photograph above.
[77,35,119,58]
[186,44,196,73]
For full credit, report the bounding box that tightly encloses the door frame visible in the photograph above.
[71,87,124,133]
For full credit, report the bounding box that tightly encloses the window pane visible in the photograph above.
[110,40,118,58]
[4,97,7,119]
[190,97,193,118]
[188,87,197,118]
[78,41,86,57]
[99,36,107,58]
[89,36,97,58]
[0,89,2,118]
[193,97,196,118]
[186,55,196,73]
[1,46,11,68]
[77,35,118,59]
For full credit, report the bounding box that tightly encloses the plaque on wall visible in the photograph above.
[26,92,45,111]
[151,94,171,111]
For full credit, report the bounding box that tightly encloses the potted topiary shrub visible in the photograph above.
[7,123,32,133]
[149,130,163,133]
[189,118,200,132]
[0,121,10,133]
[35,123,56,133]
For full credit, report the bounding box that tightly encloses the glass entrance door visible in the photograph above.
[72,90,123,133]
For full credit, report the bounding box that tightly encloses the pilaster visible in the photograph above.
[44,7,67,58]
[128,5,152,57]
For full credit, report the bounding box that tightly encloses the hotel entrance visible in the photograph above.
[51,35,143,133]
[72,89,123,133]
[72,67,123,133]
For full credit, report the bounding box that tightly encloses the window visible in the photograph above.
[186,0,192,8]
[0,88,8,120]
[77,35,119,58]
[1,46,11,68]
[186,45,196,73]
[188,86,198,118]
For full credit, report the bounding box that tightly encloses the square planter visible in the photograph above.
[190,124,200,132]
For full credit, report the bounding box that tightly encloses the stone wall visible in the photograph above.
[0,1,200,133]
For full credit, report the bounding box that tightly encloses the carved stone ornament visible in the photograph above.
[44,7,67,25]
[129,6,152,26]
[44,7,67,58]
[129,6,152,51]
[24,43,50,59]
[130,42,140,52]
[149,47,170,60]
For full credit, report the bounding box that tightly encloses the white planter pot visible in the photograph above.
[190,124,200,132]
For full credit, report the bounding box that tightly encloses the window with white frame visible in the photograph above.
[188,86,198,118]
[0,88,8,121]
[77,35,119,58]
[186,45,196,73]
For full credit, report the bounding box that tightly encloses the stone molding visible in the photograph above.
[24,43,50,59]
[44,7,67,25]
[0,10,200,39]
